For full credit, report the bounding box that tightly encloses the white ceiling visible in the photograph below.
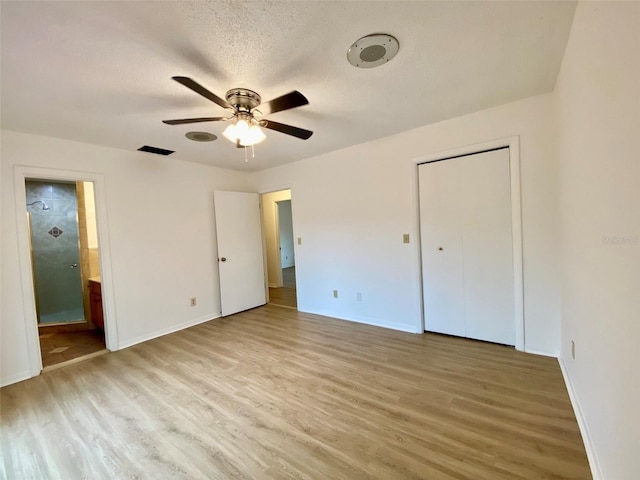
[1,1,576,172]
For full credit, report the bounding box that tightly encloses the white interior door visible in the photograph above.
[419,148,515,345]
[214,191,266,316]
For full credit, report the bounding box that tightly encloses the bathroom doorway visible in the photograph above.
[261,189,297,309]
[25,178,107,368]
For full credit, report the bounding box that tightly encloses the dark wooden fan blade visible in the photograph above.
[260,91,309,116]
[172,76,231,109]
[262,120,313,140]
[162,117,228,125]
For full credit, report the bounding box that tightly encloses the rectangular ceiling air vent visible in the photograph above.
[137,145,175,156]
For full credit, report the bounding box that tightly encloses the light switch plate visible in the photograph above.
[403,233,410,244]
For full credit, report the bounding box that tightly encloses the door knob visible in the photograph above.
[70,264,78,268]
[438,247,443,251]
[220,257,227,262]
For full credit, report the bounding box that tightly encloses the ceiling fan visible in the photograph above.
[163,76,313,148]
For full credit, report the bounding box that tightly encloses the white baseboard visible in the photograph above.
[558,356,603,480]
[1,370,33,388]
[300,308,422,334]
[524,348,558,357]
[118,313,221,350]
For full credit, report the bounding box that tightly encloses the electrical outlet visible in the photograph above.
[571,340,575,359]
[190,297,197,307]
[333,289,338,299]
[356,292,363,302]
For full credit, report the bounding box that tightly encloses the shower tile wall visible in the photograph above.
[26,180,85,324]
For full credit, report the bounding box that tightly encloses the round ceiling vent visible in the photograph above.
[347,33,399,68]
[185,131,217,142]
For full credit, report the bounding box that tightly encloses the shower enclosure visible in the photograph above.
[26,179,86,325]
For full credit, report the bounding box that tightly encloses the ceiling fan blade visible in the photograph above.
[260,91,309,116]
[172,76,231,110]
[262,120,313,140]
[162,117,228,125]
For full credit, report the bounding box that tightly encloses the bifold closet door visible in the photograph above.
[419,148,515,346]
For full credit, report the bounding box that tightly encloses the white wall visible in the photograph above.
[1,130,251,386]
[261,189,292,287]
[251,92,560,351]
[554,3,640,479]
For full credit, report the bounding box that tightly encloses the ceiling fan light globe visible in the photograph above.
[245,125,266,145]
[235,119,250,138]
[222,123,237,143]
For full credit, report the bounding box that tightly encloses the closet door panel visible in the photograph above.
[419,160,465,337]
[461,149,515,345]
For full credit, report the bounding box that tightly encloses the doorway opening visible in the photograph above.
[25,178,107,368]
[261,190,297,309]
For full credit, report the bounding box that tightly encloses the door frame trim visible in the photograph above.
[411,136,524,351]
[13,166,118,377]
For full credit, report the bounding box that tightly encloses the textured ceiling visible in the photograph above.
[0,1,576,172]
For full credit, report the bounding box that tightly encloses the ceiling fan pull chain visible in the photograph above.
[252,144,255,159]
[244,145,249,163]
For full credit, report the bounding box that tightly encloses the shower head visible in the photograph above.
[27,200,50,210]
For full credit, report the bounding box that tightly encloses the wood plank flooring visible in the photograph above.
[268,286,297,309]
[269,267,297,309]
[0,305,591,479]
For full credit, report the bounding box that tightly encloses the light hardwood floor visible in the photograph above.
[268,286,297,309]
[269,267,297,309]
[1,305,591,479]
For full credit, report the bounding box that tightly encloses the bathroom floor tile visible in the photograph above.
[49,347,70,354]
[38,328,105,367]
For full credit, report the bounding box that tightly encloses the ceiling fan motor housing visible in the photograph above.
[225,88,261,111]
